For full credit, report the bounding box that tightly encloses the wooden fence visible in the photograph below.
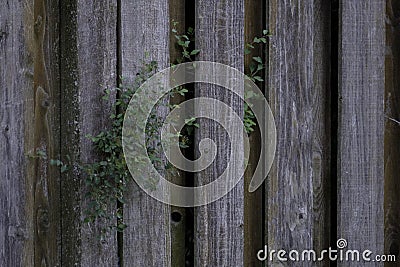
[0,0,397,266]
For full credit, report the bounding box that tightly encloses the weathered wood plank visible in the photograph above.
[194,0,245,266]
[244,0,263,265]
[312,0,331,263]
[338,1,385,266]
[120,0,172,266]
[60,0,119,266]
[43,0,62,265]
[384,0,400,264]
[1,0,61,265]
[60,1,81,265]
[30,0,61,264]
[266,0,331,265]
[0,1,35,266]
[169,0,187,266]
[77,1,119,266]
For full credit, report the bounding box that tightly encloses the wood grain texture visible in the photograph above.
[385,0,400,264]
[194,0,245,266]
[77,1,118,266]
[338,1,385,266]
[0,1,34,266]
[120,0,172,266]
[46,0,62,264]
[32,0,61,265]
[60,1,81,265]
[169,0,187,266]
[60,0,118,266]
[266,0,331,265]
[1,0,61,266]
[244,0,263,265]
[312,0,331,264]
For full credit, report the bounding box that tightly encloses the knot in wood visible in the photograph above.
[41,99,50,108]
[37,207,50,233]
[34,15,43,34]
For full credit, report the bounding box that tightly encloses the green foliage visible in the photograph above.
[170,21,200,143]
[82,23,201,236]
[30,149,69,174]
[243,30,270,133]
[81,24,269,236]
[172,20,197,63]
[50,159,69,173]
[82,60,159,235]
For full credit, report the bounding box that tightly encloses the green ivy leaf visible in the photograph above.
[61,165,68,173]
[190,49,200,55]
[253,76,264,82]
[253,56,263,64]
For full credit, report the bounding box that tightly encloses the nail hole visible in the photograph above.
[171,211,182,223]
[42,100,50,108]
[299,213,304,220]
[5,126,9,132]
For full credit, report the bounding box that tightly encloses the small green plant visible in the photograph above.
[243,29,270,133]
[172,20,199,63]
[170,21,200,144]
[81,24,269,236]
[29,149,69,174]
[82,24,201,236]
[82,60,161,235]
[50,159,69,173]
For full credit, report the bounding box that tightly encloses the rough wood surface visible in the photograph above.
[385,0,400,264]
[169,0,187,266]
[0,1,393,266]
[120,0,172,266]
[194,0,245,266]
[338,1,385,266]
[1,0,61,266]
[0,1,35,266]
[312,0,331,263]
[266,0,331,265]
[243,0,263,265]
[60,1,81,265]
[46,0,62,264]
[77,1,118,266]
[32,0,61,265]
[60,0,118,266]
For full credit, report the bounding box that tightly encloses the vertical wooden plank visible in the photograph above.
[169,1,187,266]
[1,0,61,265]
[385,0,400,263]
[266,0,331,265]
[77,1,119,266]
[44,0,62,264]
[312,0,331,261]
[60,0,119,266]
[244,0,263,265]
[120,0,172,266]
[194,0,245,266]
[31,0,61,264]
[0,1,34,266]
[338,1,385,266]
[60,1,81,265]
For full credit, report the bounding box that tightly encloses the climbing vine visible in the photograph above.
[49,24,270,237]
